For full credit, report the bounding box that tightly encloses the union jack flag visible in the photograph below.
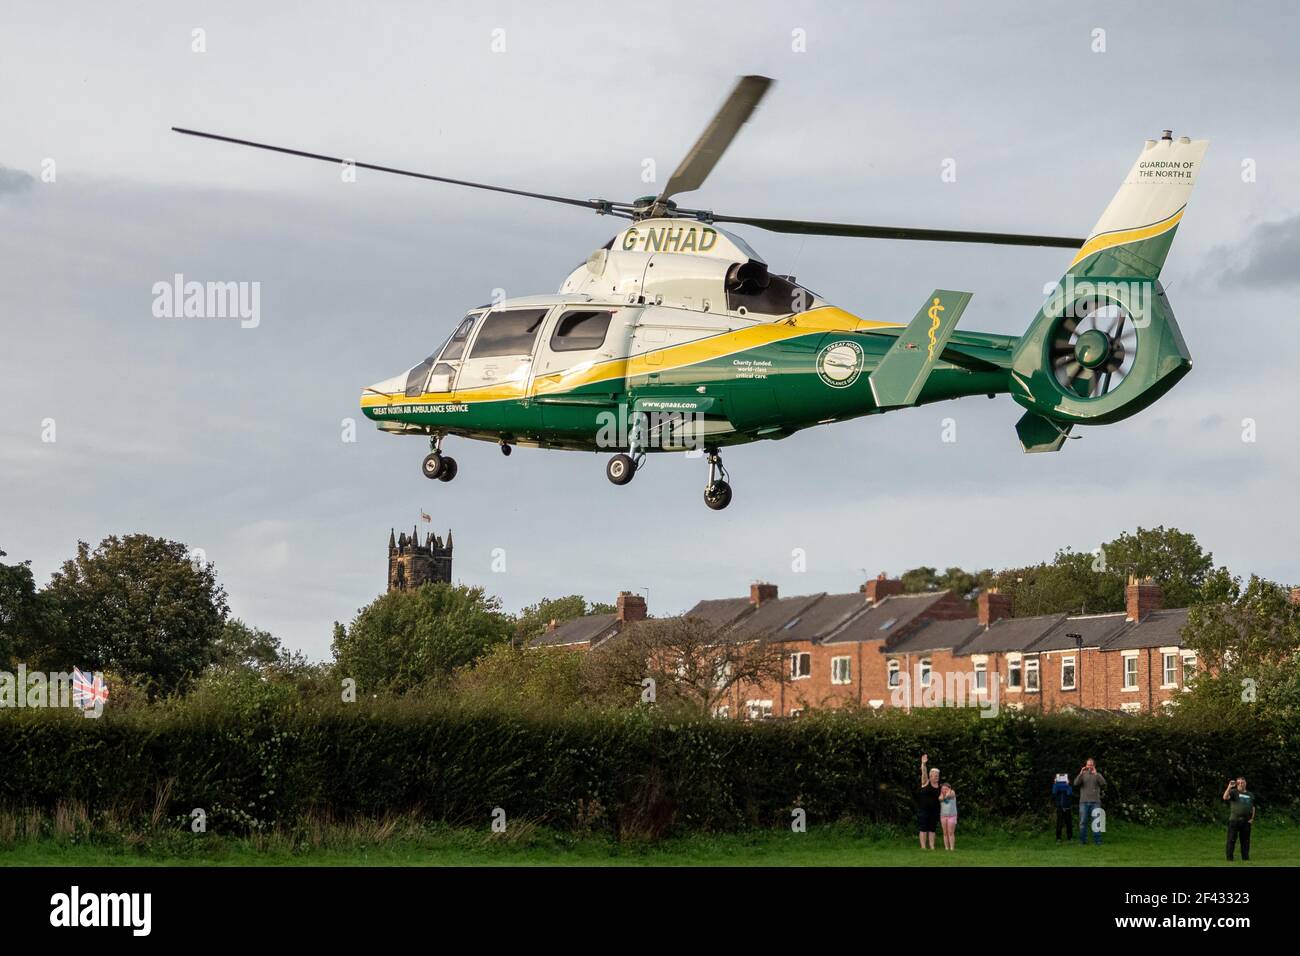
[72,668,109,710]
[420,511,432,523]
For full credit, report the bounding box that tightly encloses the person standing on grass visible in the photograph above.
[917,754,941,850]
[1223,776,1255,862]
[1052,773,1073,843]
[939,782,958,850]
[1074,758,1106,846]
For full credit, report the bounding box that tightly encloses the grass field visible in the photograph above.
[2,820,1296,867]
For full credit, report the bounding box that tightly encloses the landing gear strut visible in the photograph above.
[422,437,458,482]
[605,414,647,486]
[703,448,732,511]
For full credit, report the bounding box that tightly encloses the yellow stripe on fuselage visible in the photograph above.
[1068,209,1183,268]
[359,306,898,409]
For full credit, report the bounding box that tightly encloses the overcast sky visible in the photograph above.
[2,1,1298,659]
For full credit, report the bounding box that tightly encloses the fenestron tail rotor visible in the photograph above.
[171,74,1083,249]
[1050,300,1139,398]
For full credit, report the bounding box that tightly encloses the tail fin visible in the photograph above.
[1068,132,1209,280]
[1008,133,1206,443]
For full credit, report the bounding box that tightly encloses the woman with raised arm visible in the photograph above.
[916,754,941,850]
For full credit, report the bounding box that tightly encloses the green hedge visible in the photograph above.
[1,704,1293,835]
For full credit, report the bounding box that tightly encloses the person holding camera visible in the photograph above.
[1073,758,1106,846]
[1223,777,1255,861]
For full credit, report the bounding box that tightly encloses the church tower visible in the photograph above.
[387,524,454,592]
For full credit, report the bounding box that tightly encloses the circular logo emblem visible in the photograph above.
[816,340,864,388]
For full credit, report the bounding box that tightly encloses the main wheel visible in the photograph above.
[422,452,444,480]
[703,479,733,510]
[606,454,636,485]
[437,456,458,482]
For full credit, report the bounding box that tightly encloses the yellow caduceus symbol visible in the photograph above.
[926,297,944,360]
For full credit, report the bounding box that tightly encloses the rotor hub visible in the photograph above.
[1074,329,1111,369]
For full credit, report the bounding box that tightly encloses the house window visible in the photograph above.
[714,705,730,719]
[790,708,804,719]
[1061,656,1077,691]
[790,652,811,680]
[1120,701,1141,714]
[974,660,987,692]
[1162,652,1178,688]
[1123,654,1139,690]
[1007,657,1022,689]
[1181,653,1197,687]
[831,656,852,685]
[887,659,901,688]
[1025,657,1040,692]
[745,700,773,720]
[919,658,932,687]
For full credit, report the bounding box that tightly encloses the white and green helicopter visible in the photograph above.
[174,76,1205,509]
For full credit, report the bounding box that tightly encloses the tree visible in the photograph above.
[514,595,616,646]
[901,566,991,600]
[582,616,786,716]
[0,547,50,666]
[990,526,1215,616]
[211,618,284,670]
[452,642,587,714]
[1180,572,1300,722]
[332,582,511,694]
[42,535,228,694]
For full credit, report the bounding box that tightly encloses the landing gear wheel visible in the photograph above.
[437,456,458,482]
[422,452,444,480]
[606,453,637,485]
[704,480,733,511]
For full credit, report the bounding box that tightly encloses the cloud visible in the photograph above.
[1217,213,1300,288]
[0,166,35,195]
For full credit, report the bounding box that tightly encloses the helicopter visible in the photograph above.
[173,76,1206,510]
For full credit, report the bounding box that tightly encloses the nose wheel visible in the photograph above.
[421,440,458,482]
[606,453,637,485]
[703,448,733,510]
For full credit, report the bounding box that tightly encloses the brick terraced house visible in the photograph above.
[535,574,1203,717]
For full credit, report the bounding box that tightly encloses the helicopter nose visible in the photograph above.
[365,372,407,397]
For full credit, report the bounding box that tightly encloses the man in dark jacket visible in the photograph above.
[1223,777,1255,861]
[1052,774,1073,842]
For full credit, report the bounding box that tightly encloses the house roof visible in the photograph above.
[529,612,619,648]
[820,592,949,646]
[1029,612,1129,652]
[957,614,1065,655]
[770,591,871,643]
[887,618,984,654]
[733,593,829,642]
[684,597,755,627]
[1101,607,1191,650]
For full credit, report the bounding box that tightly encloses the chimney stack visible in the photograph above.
[616,591,647,623]
[1126,575,1164,622]
[750,582,779,607]
[978,588,1013,627]
[1290,586,1300,607]
[547,619,558,633]
[860,573,903,604]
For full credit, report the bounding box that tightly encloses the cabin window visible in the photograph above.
[468,308,548,358]
[550,310,614,352]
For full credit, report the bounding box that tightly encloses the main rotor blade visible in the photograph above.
[170,127,610,212]
[707,213,1084,249]
[656,75,773,204]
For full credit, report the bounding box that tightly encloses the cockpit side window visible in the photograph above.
[467,308,549,358]
[439,315,479,362]
[404,357,434,397]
